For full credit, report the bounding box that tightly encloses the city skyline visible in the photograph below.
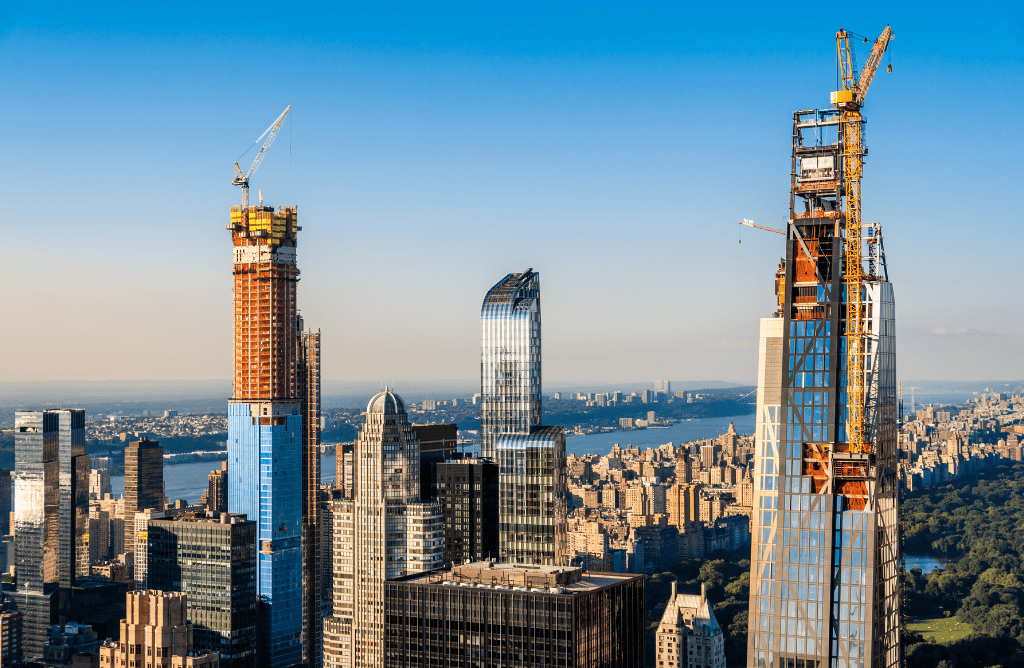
[3,3,1022,385]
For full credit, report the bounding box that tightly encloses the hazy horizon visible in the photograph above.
[2,3,1021,385]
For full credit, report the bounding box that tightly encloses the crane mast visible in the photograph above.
[832,26,892,454]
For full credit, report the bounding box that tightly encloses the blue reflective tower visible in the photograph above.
[227,204,304,667]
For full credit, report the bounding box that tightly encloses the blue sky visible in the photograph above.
[2,1,1021,384]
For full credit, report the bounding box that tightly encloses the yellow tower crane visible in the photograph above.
[233,105,292,208]
[832,26,892,453]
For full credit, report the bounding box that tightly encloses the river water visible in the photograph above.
[106,414,755,504]
[565,413,755,458]
[110,455,339,506]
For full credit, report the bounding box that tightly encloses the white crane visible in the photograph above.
[232,105,292,208]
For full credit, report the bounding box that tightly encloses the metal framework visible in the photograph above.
[233,106,292,208]
[834,26,893,454]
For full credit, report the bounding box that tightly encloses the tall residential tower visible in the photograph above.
[480,270,542,459]
[744,105,900,667]
[123,437,164,555]
[323,389,443,668]
[226,203,313,668]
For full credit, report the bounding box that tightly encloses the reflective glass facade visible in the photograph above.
[745,110,900,668]
[496,427,567,566]
[228,401,302,667]
[13,409,87,660]
[480,270,541,460]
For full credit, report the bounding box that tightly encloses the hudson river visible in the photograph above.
[108,413,755,504]
[110,455,339,506]
[564,413,755,458]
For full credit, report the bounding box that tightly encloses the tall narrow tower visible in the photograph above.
[299,325,322,668]
[345,389,442,668]
[744,106,900,668]
[480,269,542,459]
[13,409,88,660]
[226,204,304,668]
[123,437,163,555]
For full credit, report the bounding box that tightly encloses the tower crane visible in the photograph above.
[833,26,893,454]
[738,218,785,235]
[233,105,292,208]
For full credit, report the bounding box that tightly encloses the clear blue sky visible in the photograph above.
[2,1,1021,384]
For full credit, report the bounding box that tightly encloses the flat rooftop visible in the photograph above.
[397,561,641,593]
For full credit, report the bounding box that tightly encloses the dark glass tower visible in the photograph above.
[480,270,542,460]
[412,423,458,502]
[436,458,499,566]
[385,563,646,668]
[123,437,163,553]
[12,409,88,660]
[147,512,258,668]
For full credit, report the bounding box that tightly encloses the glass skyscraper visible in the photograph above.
[12,409,88,660]
[496,426,567,566]
[745,109,900,668]
[226,204,304,668]
[480,269,542,460]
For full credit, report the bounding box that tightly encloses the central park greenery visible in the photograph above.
[646,462,1024,667]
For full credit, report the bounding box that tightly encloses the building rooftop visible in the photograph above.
[396,560,640,593]
[366,388,406,415]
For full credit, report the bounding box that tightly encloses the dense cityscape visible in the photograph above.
[3,12,1023,668]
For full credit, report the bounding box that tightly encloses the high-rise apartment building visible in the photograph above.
[497,426,567,566]
[436,458,499,566]
[323,498,354,668]
[655,582,726,668]
[0,471,11,537]
[12,409,89,660]
[123,438,164,554]
[334,444,355,500]
[133,508,166,589]
[480,270,542,459]
[324,390,443,668]
[226,203,320,668]
[98,590,219,668]
[0,608,20,668]
[206,462,228,513]
[89,467,112,501]
[384,562,646,668]
[299,327,322,668]
[745,109,900,668]
[147,512,257,668]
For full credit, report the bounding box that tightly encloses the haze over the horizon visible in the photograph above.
[2,2,1021,384]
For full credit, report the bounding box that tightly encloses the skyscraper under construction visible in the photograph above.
[745,27,900,668]
[226,202,321,667]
